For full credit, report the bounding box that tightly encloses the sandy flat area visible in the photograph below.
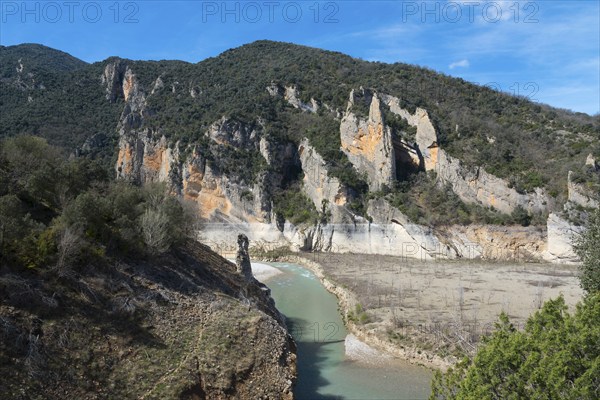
[304,253,584,360]
[226,259,283,282]
[251,262,283,282]
[344,334,391,364]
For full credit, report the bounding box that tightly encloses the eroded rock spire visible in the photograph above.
[236,234,253,281]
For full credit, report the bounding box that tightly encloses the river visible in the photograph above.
[265,262,433,400]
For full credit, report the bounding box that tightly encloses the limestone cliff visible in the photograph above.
[545,212,584,263]
[297,139,354,224]
[108,67,589,263]
[340,90,396,191]
[383,94,550,214]
[428,149,549,214]
[441,224,547,261]
[366,198,450,259]
[110,62,173,185]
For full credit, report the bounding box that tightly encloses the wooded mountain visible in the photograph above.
[1,40,598,261]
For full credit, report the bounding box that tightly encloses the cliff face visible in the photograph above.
[0,240,296,399]
[430,149,550,214]
[340,91,396,191]
[382,94,551,214]
[568,171,599,209]
[103,58,595,264]
[298,139,354,224]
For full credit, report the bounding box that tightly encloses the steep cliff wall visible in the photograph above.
[544,212,584,263]
[298,139,354,224]
[431,149,549,214]
[340,91,396,191]
[568,171,599,209]
[383,94,550,214]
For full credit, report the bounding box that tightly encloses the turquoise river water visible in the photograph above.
[266,262,433,400]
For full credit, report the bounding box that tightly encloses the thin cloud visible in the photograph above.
[449,59,470,69]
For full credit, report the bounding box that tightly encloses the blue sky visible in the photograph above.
[1,0,599,114]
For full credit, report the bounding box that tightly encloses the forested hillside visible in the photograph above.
[1,41,598,228]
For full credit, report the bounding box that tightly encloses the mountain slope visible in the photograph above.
[0,43,87,77]
[1,40,598,262]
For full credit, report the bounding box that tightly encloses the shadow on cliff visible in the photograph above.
[287,316,345,400]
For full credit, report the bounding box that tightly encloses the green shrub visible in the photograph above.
[431,294,600,399]
[347,303,370,325]
[273,184,319,226]
[575,209,600,294]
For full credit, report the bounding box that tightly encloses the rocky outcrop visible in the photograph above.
[367,198,451,259]
[112,62,171,187]
[297,139,354,224]
[284,85,318,113]
[236,234,254,281]
[116,133,176,184]
[110,61,275,224]
[568,171,599,209]
[431,149,549,214]
[381,94,550,214]
[101,61,127,102]
[181,152,272,223]
[442,224,547,261]
[545,212,584,263]
[266,83,318,113]
[208,117,260,147]
[585,154,597,169]
[381,95,438,170]
[340,91,396,191]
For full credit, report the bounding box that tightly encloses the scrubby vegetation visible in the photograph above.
[373,172,538,227]
[272,182,319,226]
[575,209,600,294]
[0,136,294,399]
[0,136,197,270]
[430,294,600,400]
[347,303,370,325]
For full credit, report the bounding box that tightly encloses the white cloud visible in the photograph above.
[449,59,470,69]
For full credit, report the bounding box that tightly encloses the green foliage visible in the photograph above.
[510,206,532,227]
[0,43,86,77]
[347,303,370,325]
[382,106,418,142]
[431,294,600,399]
[210,144,267,185]
[0,49,122,164]
[571,165,600,195]
[0,136,196,269]
[575,209,600,294]
[272,183,319,226]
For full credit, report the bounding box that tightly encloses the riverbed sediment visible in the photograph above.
[271,253,583,372]
[277,255,455,371]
